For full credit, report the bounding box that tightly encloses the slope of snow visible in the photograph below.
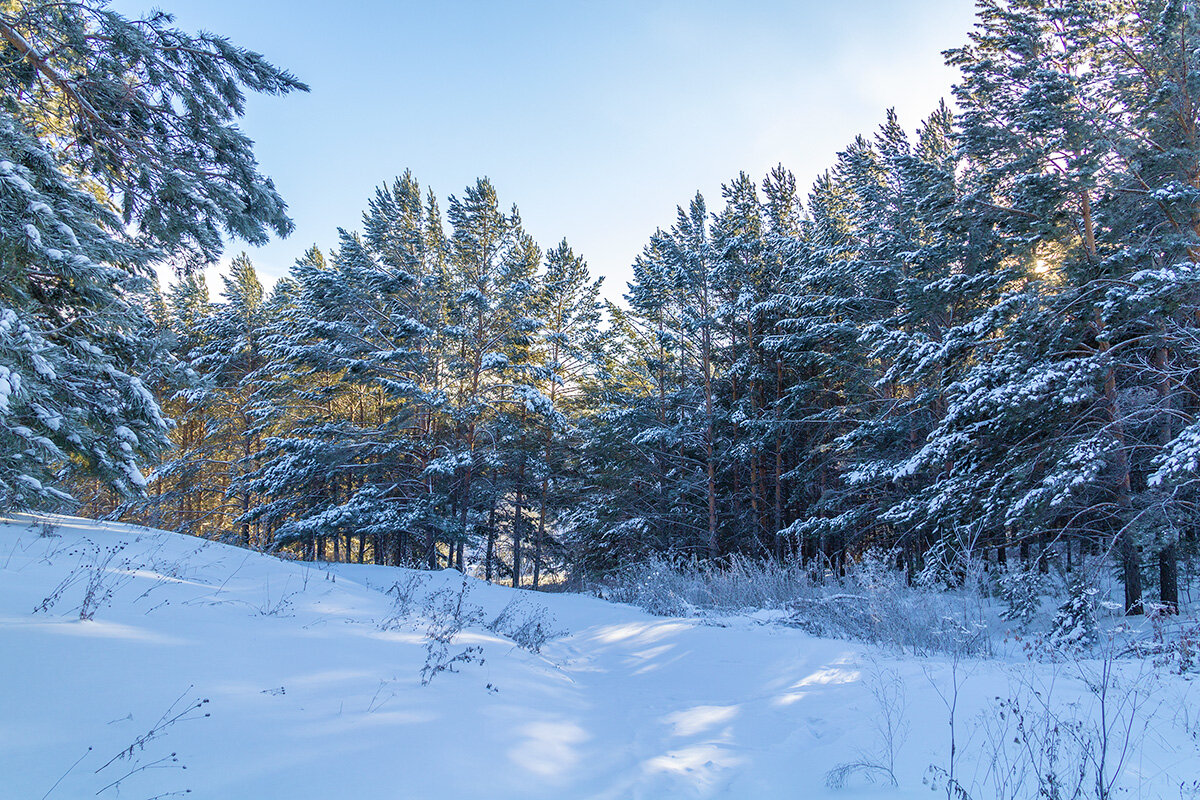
[1,514,1195,799]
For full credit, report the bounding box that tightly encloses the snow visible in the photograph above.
[5,172,34,193]
[14,475,43,491]
[31,352,56,380]
[0,515,1195,799]
[481,351,511,371]
[31,403,62,432]
[122,461,148,489]
[0,365,18,412]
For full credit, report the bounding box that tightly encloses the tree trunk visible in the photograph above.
[703,322,718,559]
[1159,543,1178,612]
[513,455,525,589]
[773,360,784,546]
[1121,530,1142,615]
[535,475,547,591]
[485,504,496,582]
[1153,344,1179,613]
[748,321,766,555]
[1106,364,1141,615]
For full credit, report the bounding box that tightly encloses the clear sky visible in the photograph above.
[117,0,980,302]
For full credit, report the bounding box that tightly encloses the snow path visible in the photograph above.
[1,515,1194,799]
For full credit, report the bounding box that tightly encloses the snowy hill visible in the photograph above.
[1,515,1196,799]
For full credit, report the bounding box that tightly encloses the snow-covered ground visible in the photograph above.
[2,514,1196,799]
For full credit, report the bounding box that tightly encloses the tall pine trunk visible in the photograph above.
[513,441,525,589]
[1154,344,1179,611]
[485,503,496,582]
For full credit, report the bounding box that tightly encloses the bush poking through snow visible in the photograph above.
[938,641,1161,800]
[419,579,485,685]
[826,664,908,789]
[916,537,960,591]
[599,554,811,616]
[488,598,564,653]
[600,551,994,656]
[254,579,297,617]
[973,690,1090,800]
[380,573,429,630]
[790,590,990,657]
[43,688,211,799]
[791,551,992,657]
[34,540,135,621]
[1126,604,1200,675]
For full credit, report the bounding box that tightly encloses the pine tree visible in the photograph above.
[921,0,1200,613]
[0,1,303,508]
[1096,0,1200,613]
[149,271,215,534]
[197,255,272,546]
[530,240,604,586]
[569,234,687,567]
[1048,570,1099,652]
[240,247,346,557]
[0,101,166,507]
[663,194,723,558]
[0,2,307,269]
[711,172,768,555]
[444,179,543,582]
[767,152,878,567]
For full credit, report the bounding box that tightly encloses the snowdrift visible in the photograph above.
[1,515,1194,799]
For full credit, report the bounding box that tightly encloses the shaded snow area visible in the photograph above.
[2,515,1197,799]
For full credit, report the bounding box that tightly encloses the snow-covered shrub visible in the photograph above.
[379,573,429,630]
[1173,624,1199,675]
[1134,604,1200,675]
[600,556,697,616]
[965,649,1160,800]
[419,579,484,685]
[791,588,989,657]
[488,598,564,653]
[854,547,902,592]
[790,555,992,657]
[998,563,1048,629]
[1046,571,1098,653]
[600,550,992,656]
[34,540,135,621]
[825,664,907,789]
[599,553,813,615]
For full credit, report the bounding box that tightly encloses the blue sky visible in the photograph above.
[119,0,979,302]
